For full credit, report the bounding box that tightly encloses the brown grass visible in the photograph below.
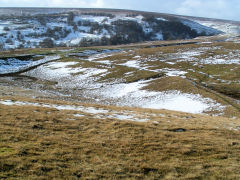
[1,95,240,179]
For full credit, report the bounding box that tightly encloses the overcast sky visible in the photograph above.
[0,0,239,21]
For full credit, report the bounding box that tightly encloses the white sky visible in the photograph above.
[0,0,239,21]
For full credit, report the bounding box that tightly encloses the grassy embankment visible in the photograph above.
[1,95,240,179]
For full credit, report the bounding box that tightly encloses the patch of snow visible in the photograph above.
[156,17,167,21]
[75,15,107,24]
[57,49,75,52]
[155,33,163,40]
[120,60,141,68]
[96,60,112,65]
[47,61,78,69]
[107,114,149,122]
[142,92,209,113]
[0,55,60,75]
[0,58,32,71]
[142,26,153,33]
[195,20,240,35]
[124,71,134,76]
[180,50,203,58]
[73,114,85,117]
[133,55,141,59]
[84,107,109,114]
[166,62,175,65]
[24,60,109,90]
[92,79,224,114]
[100,80,148,98]
[201,41,212,44]
[200,58,240,65]
[181,19,222,35]
[129,90,224,114]
[152,121,159,124]
[160,68,187,77]
[32,64,105,79]
[0,99,149,122]
[34,61,82,79]
[88,53,113,61]
[113,15,144,24]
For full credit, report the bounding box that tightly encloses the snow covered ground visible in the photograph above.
[0,99,150,122]
[181,19,222,35]
[1,42,236,115]
[0,95,224,121]
[19,49,225,115]
[195,20,240,35]
[92,80,224,114]
[0,12,224,50]
[0,55,60,75]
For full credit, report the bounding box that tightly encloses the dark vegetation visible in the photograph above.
[81,12,115,19]
[76,14,200,47]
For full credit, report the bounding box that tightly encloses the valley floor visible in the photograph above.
[1,37,240,179]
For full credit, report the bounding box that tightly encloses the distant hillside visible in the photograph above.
[0,8,225,50]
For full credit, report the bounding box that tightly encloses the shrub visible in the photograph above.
[37,16,46,26]
[3,27,10,31]
[0,42,4,50]
[17,43,25,49]
[67,12,75,26]
[17,31,24,41]
[39,38,54,48]
[6,38,13,44]
[81,12,115,18]
[77,21,82,26]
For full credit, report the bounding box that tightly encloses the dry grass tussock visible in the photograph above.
[1,95,240,179]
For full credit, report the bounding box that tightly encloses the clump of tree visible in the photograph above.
[17,43,25,49]
[67,12,75,26]
[39,38,54,48]
[78,37,106,47]
[81,12,115,18]
[142,15,156,23]
[3,27,10,31]
[45,27,61,40]
[77,20,82,26]
[0,42,4,51]
[110,20,146,44]
[89,22,103,34]
[73,24,78,32]
[26,32,41,38]
[5,38,14,45]
[42,27,71,40]
[56,42,67,47]
[76,16,199,47]
[126,14,139,17]
[100,36,111,46]
[143,15,198,40]
[157,20,198,40]
[37,16,46,26]
[17,31,24,41]
[14,25,34,30]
